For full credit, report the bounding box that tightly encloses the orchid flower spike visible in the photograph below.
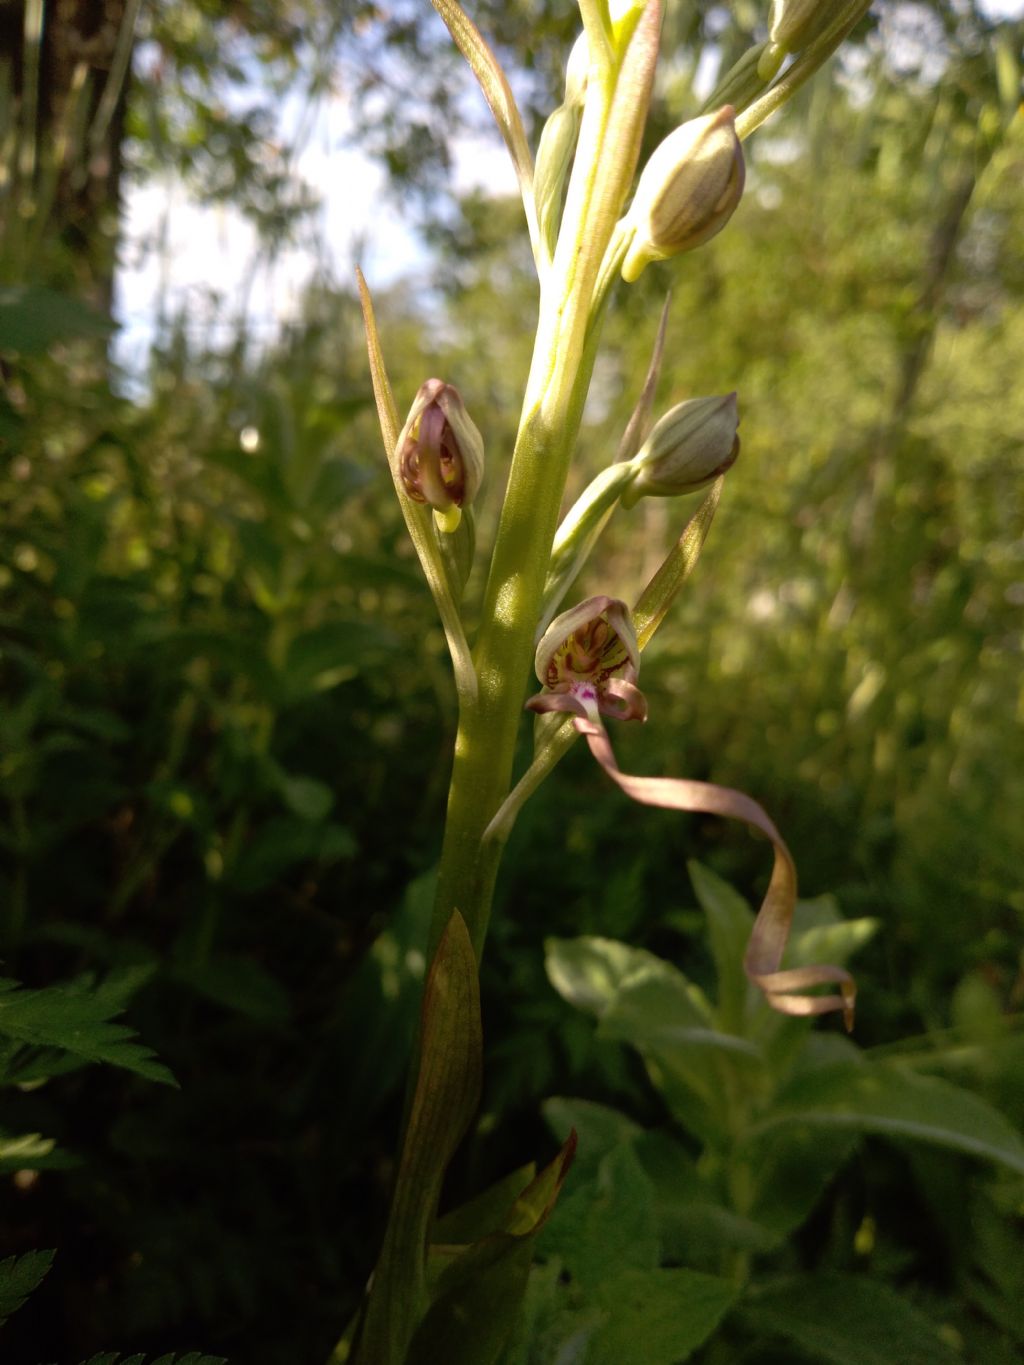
[526,595,648,725]
[397,378,484,533]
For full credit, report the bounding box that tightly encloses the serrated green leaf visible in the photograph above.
[741,1273,961,1365]
[0,1247,54,1326]
[588,1267,738,1364]
[751,1061,1024,1174]
[0,969,175,1087]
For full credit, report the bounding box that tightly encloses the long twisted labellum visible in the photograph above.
[573,715,856,1028]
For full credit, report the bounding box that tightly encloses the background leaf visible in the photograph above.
[0,1248,54,1326]
[741,1273,962,1365]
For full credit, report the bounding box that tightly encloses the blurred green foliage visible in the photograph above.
[1,0,1022,1361]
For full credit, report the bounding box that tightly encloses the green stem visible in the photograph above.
[428,4,660,959]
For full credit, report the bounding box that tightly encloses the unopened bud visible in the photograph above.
[769,0,839,54]
[536,102,581,257]
[564,32,589,106]
[621,107,745,283]
[622,393,739,506]
[397,379,484,532]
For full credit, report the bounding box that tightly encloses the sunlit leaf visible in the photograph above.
[751,1062,1024,1174]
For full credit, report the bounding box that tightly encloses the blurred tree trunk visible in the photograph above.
[0,0,131,311]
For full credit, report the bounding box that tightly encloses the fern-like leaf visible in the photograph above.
[0,1248,54,1326]
[0,966,175,1087]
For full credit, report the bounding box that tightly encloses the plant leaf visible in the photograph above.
[545,936,699,1020]
[432,1162,537,1246]
[687,860,755,1032]
[0,1128,78,1171]
[0,285,111,353]
[588,1267,738,1364]
[409,1134,576,1365]
[355,910,482,1364]
[750,1061,1024,1174]
[539,1142,658,1290]
[0,968,175,1087]
[741,1272,961,1365]
[0,1248,54,1326]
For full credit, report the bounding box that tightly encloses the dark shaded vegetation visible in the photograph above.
[1,1,1022,1361]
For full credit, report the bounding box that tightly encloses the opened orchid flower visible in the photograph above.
[526,592,856,1029]
[526,596,648,724]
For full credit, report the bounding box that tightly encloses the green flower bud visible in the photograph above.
[397,379,484,533]
[621,392,739,507]
[769,0,838,54]
[564,31,589,106]
[535,102,582,258]
[621,106,745,283]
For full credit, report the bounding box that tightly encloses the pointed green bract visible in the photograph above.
[429,0,539,258]
[632,477,722,649]
[354,910,482,1364]
[408,1134,576,1364]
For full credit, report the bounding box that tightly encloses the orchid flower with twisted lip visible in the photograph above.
[527,594,856,1029]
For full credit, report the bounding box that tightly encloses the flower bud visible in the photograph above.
[769,0,839,54]
[621,393,739,507]
[621,106,745,283]
[535,102,581,257]
[397,379,484,532]
[564,31,589,107]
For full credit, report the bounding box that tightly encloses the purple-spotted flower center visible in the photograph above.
[547,617,629,689]
[527,596,648,725]
[400,399,468,508]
